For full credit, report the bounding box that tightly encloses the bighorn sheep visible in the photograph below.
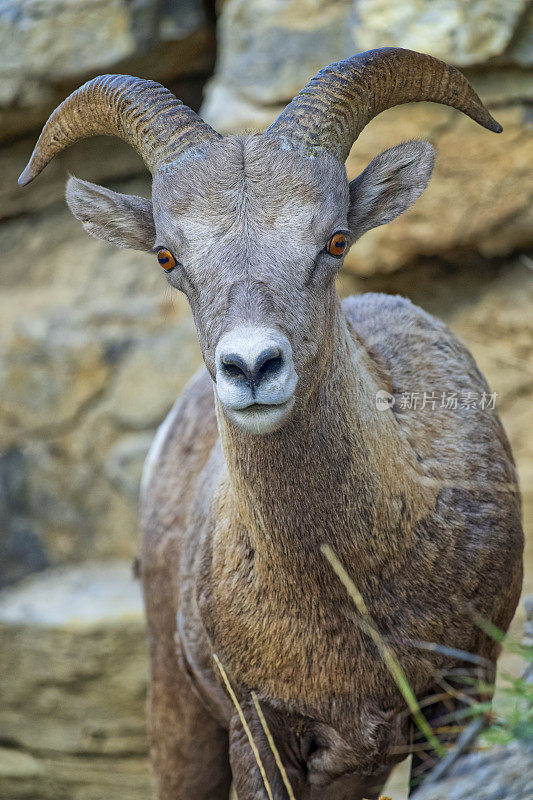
[20,48,523,800]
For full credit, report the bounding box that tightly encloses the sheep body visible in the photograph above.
[140,292,523,798]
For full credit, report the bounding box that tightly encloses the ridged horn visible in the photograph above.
[264,48,502,162]
[18,74,222,186]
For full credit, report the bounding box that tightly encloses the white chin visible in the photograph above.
[223,398,295,434]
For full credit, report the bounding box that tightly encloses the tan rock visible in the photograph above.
[509,3,533,65]
[350,0,530,66]
[205,0,533,110]
[0,318,110,436]
[450,258,533,408]
[0,562,150,800]
[343,102,532,275]
[0,1,134,87]
[106,323,202,429]
[0,198,200,575]
[0,748,42,780]
[211,0,353,105]
[0,0,214,144]
[0,0,207,93]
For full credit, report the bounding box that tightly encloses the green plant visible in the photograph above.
[321,543,532,785]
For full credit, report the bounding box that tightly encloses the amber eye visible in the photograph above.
[156,248,176,271]
[326,232,347,258]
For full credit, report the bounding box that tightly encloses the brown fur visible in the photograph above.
[139,297,522,798]
[64,135,523,798]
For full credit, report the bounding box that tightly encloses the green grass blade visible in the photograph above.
[321,544,445,758]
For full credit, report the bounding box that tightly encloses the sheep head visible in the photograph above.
[19,50,501,435]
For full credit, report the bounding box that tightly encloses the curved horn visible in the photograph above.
[264,48,502,162]
[18,74,222,186]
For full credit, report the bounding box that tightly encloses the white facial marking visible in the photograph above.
[215,326,298,434]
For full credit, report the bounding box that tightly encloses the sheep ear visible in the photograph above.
[65,176,155,251]
[348,140,435,241]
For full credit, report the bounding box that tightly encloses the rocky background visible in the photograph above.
[0,1,531,798]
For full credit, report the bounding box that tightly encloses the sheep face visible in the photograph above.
[66,135,434,435]
[153,136,351,434]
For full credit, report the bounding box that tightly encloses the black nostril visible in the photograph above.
[253,347,282,384]
[220,347,284,389]
[221,353,252,385]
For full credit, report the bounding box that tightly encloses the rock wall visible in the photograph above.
[1,3,531,799]
[0,563,150,800]
[0,177,204,585]
[0,0,212,586]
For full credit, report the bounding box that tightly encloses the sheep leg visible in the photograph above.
[142,557,232,800]
[229,707,301,800]
[147,663,231,799]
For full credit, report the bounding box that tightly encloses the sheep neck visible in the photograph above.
[217,301,432,578]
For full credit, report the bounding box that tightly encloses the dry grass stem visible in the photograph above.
[213,653,275,800]
[251,690,296,800]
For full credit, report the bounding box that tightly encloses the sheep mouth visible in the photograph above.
[243,401,290,411]
[224,396,296,434]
